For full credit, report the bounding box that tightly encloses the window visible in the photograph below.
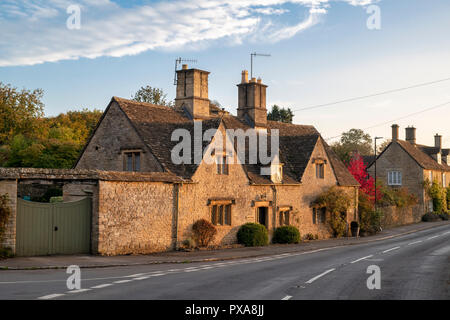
[217,156,228,175]
[279,211,290,226]
[319,208,326,223]
[211,204,232,226]
[316,163,325,179]
[388,171,402,186]
[443,173,447,187]
[313,207,326,224]
[429,171,433,182]
[123,151,141,172]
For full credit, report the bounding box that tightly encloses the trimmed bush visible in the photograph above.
[237,223,268,247]
[439,213,449,221]
[422,212,441,222]
[192,219,217,247]
[273,226,301,244]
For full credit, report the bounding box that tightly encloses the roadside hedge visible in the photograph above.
[272,226,301,244]
[237,223,268,247]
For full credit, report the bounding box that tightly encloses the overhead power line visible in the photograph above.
[325,100,450,141]
[293,77,450,112]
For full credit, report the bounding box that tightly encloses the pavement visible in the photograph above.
[0,220,449,300]
[1,220,449,270]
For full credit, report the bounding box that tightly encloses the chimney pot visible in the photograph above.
[182,64,188,70]
[257,78,262,84]
[391,124,399,142]
[241,70,248,83]
[405,126,416,145]
[435,134,442,150]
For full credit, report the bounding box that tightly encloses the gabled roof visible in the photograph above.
[371,139,450,172]
[96,97,358,186]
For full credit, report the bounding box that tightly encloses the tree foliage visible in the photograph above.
[331,129,373,164]
[0,83,102,169]
[0,82,44,144]
[132,86,173,107]
[267,105,294,123]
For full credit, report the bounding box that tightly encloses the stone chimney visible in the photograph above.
[391,124,399,142]
[405,126,416,145]
[434,134,442,150]
[237,70,267,128]
[175,65,210,120]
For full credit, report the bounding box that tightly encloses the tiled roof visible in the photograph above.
[113,97,359,186]
[395,140,450,172]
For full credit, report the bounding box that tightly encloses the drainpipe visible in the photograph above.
[271,185,277,235]
[172,183,180,250]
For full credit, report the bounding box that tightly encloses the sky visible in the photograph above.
[1,0,450,147]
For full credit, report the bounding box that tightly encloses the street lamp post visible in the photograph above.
[374,137,383,211]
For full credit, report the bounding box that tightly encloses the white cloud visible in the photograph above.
[0,0,374,67]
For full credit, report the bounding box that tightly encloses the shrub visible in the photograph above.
[181,238,196,249]
[329,214,347,237]
[0,247,14,259]
[421,212,441,222]
[440,213,449,221]
[272,226,301,244]
[424,180,448,214]
[305,233,318,241]
[192,219,217,247]
[360,209,383,235]
[237,223,268,247]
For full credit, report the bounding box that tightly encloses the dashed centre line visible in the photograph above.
[427,235,439,240]
[408,240,423,245]
[305,268,336,284]
[91,283,113,289]
[382,246,400,253]
[38,293,66,300]
[281,295,292,300]
[350,255,373,264]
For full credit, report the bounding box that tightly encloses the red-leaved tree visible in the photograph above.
[347,153,381,203]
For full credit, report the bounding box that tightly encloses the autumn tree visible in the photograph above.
[0,82,44,144]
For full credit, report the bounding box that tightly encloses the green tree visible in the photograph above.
[267,105,294,123]
[0,82,44,144]
[331,129,373,164]
[132,86,173,107]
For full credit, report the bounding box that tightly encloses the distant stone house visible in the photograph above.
[74,66,359,254]
[367,124,450,217]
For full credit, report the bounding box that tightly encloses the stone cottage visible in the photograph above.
[74,66,359,255]
[367,124,450,217]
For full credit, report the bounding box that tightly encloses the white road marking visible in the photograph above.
[382,246,400,253]
[281,295,292,300]
[427,235,439,240]
[408,240,423,245]
[350,255,373,264]
[126,273,145,278]
[67,289,91,294]
[91,283,113,289]
[305,268,336,284]
[38,293,65,300]
[149,273,166,277]
[442,231,450,235]
[114,280,133,284]
[134,276,150,280]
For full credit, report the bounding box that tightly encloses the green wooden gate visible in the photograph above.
[16,198,91,256]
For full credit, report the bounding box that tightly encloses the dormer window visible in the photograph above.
[270,163,283,184]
